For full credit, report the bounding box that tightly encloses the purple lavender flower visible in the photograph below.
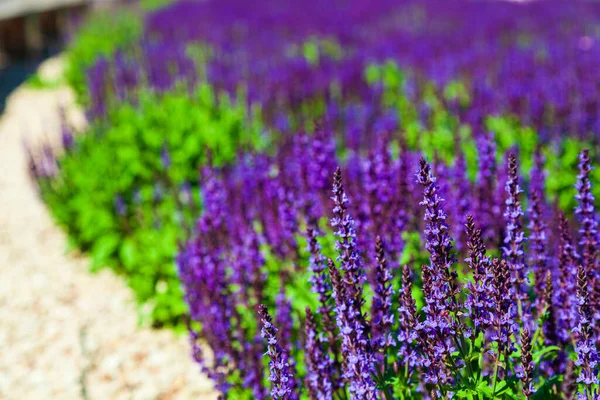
[475,133,497,241]
[528,190,548,311]
[330,167,367,317]
[327,259,377,398]
[275,292,299,392]
[114,194,126,216]
[258,304,297,400]
[197,166,227,235]
[363,140,394,258]
[305,226,336,345]
[556,212,580,343]
[371,236,395,354]
[491,258,518,356]
[416,157,459,311]
[529,146,546,198]
[574,265,600,395]
[277,181,299,260]
[540,270,561,378]
[575,149,600,348]
[518,327,535,399]
[416,157,461,385]
[303,128,337,217]
[464,215,495,335]
[502,153,529,320]
[575,149,598,276]
[303,308,333,400]
[397,264,420,372]
[452,154,470,252]
[60,121,75,151]
[161,144,171,169]
[178,240,238,394]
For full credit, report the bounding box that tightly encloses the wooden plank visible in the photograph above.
[0,0,88,21]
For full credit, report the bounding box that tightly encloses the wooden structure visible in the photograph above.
[0,0,89,59]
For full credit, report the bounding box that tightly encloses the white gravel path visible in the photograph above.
[0,57,218,400]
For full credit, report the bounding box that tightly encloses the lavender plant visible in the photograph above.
[178,145,600,399]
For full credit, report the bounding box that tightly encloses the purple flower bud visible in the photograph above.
[114,194,126,216]
[574,265,600,390]
[397,265,420,372]
[371,236,395,354]
[416,157,460,314]
[258,304,297,400]
[61,123,74,151]
[330,167,366,313]
[519,328,535,399]
[528,190,548,311]
[503,153,529,319]
[464,215,495,334]
[327,259,377,398]
[305,226,336,343]
[161,145,171,169]
[180,182,192,205]
[491,258,517,355]
[304,308,333,400]
[475,133,497,241]
[574,149,600,346]
[575,149,598,282]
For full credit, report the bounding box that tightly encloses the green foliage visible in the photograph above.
[40,86,266,327]
[287,36,344,65]
[366,60,599,215]
[140,0,177,11]
[65,10,142,103]
[25,72,62,89]
[544,138,600,211]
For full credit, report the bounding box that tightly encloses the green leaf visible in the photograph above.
[455,388,477,398]
[91,233,120,271]
[120,238,137,269]
[532,346,560,364]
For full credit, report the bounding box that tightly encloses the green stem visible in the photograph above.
[383,387,395,400]
[453,336,475,387]
[491,360,500,399]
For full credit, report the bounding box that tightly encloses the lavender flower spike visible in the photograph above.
[416,157,459,313]
[464,215,495,335]
[574,266,599,391]
[528,190,548,310]
[519,328,535,399]
[416,157,460,386]
[305,226,336,341]
[575,149,598,273]
[503,153,528,318]
[575,149,598,278]
[330,167,366,306]
[304,308,333,400]
[327,259,377,399]
[397,264,420,372]
[371,236,395,354]
[575,149,600,349]
[258,304,296,400]
[491,258,517,356]
[160,144,171,169]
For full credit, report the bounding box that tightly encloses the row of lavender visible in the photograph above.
[178,116,599,397]
[89,0,600,146]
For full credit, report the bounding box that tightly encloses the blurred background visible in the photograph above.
[0,0,129,110]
